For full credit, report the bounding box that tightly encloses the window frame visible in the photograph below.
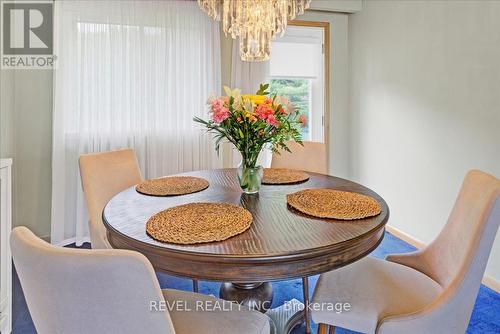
[287,20,330,146]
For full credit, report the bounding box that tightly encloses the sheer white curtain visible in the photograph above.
[230,41,271,167]
[51,0,222,245]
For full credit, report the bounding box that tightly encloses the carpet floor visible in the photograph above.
[12,232,500,333]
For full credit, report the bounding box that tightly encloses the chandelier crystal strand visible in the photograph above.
[198,0,311,62]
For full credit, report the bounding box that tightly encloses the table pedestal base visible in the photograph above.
[220,282,305,334]
[220,282,273,312]
[266,299,305,334]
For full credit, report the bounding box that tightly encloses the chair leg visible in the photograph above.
[302,277,311,334]
[318,323,329,334]
[192,279,199,293]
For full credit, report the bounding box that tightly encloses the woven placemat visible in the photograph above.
[262,168,309,185]
[146,202,253,244]
[136,176,209,196]
[287,188,381,220]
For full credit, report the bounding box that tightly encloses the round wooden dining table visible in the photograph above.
[103,169,389,334]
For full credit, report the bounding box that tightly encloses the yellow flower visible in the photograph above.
[244,112,257,122]
[242,94,266,105]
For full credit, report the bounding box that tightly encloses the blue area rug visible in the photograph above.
[12,232,500,333]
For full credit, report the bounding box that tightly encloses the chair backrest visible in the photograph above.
[11,227,175,334]
[423,170,499,289]
[271,141,328,174]
[379,170,500,333]
[79,149,142,248]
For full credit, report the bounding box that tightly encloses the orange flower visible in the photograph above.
[255,104,274,121]
[299,114,307,127]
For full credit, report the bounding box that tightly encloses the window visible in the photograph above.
[269,78,312,140]
[269,24,326,143]
[51,0,222,245]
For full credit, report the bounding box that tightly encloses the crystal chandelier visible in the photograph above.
[198,0,311,62]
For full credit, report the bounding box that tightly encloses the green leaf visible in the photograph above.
[256,83,270,96]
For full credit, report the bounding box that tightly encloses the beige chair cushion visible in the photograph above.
[271,141,327,174]
[79,148,142,249]
[311,170,500,333]
[162,289,270,334]
[12,227,270,334]
[311,257,442,333]
[11,227,175,334]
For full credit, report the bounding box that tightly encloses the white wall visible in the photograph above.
[0,71,15,158]
[301,11,351,179]
[0,69,53,239]
[349,0,500,281]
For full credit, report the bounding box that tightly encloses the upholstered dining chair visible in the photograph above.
[11,227,270,334]
[79,148,200,292]
[271,141,327,174]
[79,148,142,249]
[312,170,500,334]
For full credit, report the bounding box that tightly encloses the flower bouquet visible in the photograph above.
[194,83,305,194]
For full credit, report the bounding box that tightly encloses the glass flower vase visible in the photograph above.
[237,160,263,194]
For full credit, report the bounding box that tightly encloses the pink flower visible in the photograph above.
[266,114,278,126]
[298,114,307,127]
[211,99,230,123]
[264,97,273,104]
[213,109,230,123]
[206,92,217,105]
[278,107,287,115]
[255,104,274,121]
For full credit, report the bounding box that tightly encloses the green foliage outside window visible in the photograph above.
[269,79,310,140]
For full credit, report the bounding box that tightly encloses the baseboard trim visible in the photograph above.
[386,225,426,250]
[482,275,500,293]
[386,225,500,293]
[53,237,91,247]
